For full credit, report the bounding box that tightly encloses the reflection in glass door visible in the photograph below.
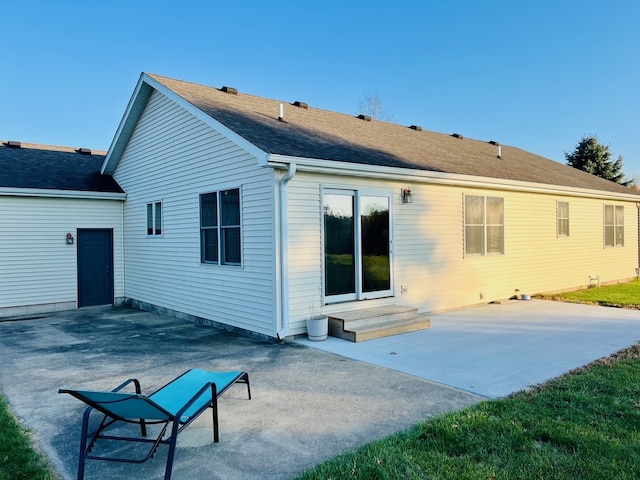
[361,195,390,293]
[323,192,355,298]
[323,190,391,303]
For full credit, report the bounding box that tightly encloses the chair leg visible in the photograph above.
[77,407,92,480]
[210,384,219,443]
[241,372,251,399]
[163,419,181,480]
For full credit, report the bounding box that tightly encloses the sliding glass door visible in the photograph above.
[323,189,392,303]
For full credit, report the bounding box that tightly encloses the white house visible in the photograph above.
[100,73,640,340]
[3,72,639,341]
[0,141,125,317]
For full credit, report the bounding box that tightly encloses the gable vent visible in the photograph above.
[451,133,464,139]
[5,140,21,148]
[220,86,238,95]
[77,148,92,155]
[293,101,308,109]
[357,114,371,122]
[409,125,422,131]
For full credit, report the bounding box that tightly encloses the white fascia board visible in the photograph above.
[0,187,126,200]
[102,73,269,175]
[102,73,153,175]
[267,154,640,202]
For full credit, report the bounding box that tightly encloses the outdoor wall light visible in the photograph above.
[401,187,413,204]
[66,232,75,245]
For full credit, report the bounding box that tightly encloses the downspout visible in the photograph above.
[121,200,126,303]
[277,162,297,340]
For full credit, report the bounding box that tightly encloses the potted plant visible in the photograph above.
[306,299,328,341]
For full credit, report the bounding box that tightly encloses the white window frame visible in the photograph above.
[322,187,394,304]
[464,194,504,256]
[200,187,242,266]
[557,201,570,237]
[604,204,624,247]
[146,201,163,236]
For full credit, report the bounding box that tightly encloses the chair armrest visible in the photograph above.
[111,378,143,394]
[174,382,218,421]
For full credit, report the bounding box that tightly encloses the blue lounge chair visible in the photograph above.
[59,369,251,480]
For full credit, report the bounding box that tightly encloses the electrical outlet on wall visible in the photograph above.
[401,285,408,294]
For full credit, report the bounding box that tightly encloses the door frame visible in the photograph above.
[322,187,393,304]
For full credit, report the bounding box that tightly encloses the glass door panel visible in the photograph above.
[324,190,392,303]
[361,196,390,293]
[324,192,356,298]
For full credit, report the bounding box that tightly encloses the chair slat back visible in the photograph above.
[61,390,172,421]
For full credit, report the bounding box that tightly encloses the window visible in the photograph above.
[200,188,241,265]
[464,195,504,256]
[557,201,570,237]
[604,205,624,247]
[146,201,162,235]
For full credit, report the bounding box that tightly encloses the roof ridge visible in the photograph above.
[146,73,497,144]
[1,140,106,156]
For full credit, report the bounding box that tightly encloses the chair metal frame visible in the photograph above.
[59,369,251,480]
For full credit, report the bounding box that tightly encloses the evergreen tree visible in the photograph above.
[565,135,628,184]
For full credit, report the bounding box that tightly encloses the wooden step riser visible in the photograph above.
[326,305,432,342]
[332,306,417,322]
[328,319,431,342]
[355,320,431,342]
[329,315,430,333]
[329,310,419,329]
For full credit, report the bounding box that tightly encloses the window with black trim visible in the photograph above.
[604,204,624,247]
[146,201,162,236]
[464,195,504,255]
[557,201,569,237]
[200,188,241,265]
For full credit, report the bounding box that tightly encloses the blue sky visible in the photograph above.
[2,1,639,179]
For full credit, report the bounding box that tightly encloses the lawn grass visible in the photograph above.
[538,278,640,308]
[0,393,60,480]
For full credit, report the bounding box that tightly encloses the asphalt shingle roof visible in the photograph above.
[149,73,637,196]
[0,141,123,193]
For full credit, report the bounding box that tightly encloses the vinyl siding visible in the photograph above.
[396,186,638,310]
[113,90,277,337]
[0,196,124,314]
[285,172,639,334]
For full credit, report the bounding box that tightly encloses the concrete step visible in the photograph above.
[328,305,431,342]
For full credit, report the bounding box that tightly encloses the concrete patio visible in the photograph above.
[298,299,640,397]
[1,299,639,479]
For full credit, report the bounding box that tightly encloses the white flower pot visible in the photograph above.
[306,316,328,341]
